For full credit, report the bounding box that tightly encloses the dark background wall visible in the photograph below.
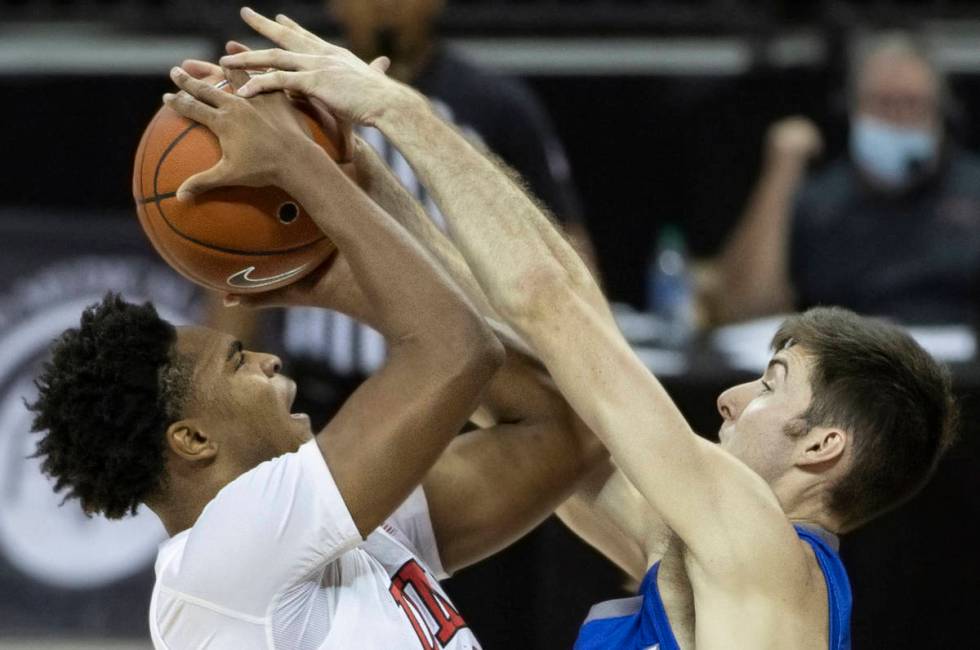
[6,65,980,305]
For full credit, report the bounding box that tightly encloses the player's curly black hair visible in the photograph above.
[28,293,190,519]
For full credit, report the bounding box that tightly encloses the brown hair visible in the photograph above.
[772,307,958,532]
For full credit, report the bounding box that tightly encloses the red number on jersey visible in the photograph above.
[389,560,468,648]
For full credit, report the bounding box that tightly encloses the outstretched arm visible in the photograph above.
[351,136,510,332]
[348,132,621,572]
[166,66,502,539]
[348,94,677,577]
[217,10,811,597]
[368,85,810,588]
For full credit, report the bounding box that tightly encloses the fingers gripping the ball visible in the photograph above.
[163,91,218,129]
[182,59,224,80]
[177,161,233,202]
[170,67,235,108]
[164,67,238,200]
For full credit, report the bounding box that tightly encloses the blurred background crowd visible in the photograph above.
[1,1,978,648]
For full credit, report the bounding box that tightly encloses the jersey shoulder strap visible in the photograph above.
[794,525,853,650]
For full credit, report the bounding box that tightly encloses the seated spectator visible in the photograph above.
[714,32,980,326]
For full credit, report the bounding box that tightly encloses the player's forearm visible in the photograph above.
[375,100,607,329]
[424,407,605,572]
[716,155,804,321]
[282,145,494,356]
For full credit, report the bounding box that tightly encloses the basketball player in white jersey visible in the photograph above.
[220,9,957,648]
[29,61,606,649]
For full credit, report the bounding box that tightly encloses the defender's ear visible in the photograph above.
[798,426,848,469]
[166,420,217,462]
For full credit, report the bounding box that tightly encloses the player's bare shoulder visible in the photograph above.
[679,517,833,650]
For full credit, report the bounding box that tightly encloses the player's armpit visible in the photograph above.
[556,460,667,583]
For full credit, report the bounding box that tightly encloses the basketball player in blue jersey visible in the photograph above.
[223,9,959,648]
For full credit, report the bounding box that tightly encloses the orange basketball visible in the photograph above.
[132,80,345,294]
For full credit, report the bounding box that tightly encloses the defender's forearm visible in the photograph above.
[374,101,608,326]
[352,137,503,324]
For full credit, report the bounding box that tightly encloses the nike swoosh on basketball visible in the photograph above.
[226,264,308,289]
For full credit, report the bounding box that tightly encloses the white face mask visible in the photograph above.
[849,116,939,189]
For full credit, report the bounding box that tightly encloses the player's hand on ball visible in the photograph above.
[163,65,322,200]
[218,8,414,127]
[180,39,357,165]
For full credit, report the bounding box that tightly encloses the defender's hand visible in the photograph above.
[218,8,409,127]
[180,40,251,80]
[163,65,324,200]
[180,41,356,162]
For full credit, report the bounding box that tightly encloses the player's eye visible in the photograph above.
[236,352,246,371]
[760,379,773,393]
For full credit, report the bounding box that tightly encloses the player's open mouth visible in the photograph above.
[285,381,309,422]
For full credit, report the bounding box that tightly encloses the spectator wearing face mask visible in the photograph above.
[713,32,980,326]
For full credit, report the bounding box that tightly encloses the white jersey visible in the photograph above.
[148,439,480,649]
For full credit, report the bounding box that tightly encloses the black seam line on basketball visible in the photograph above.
[153,192,329,256]
[153,194,328,256]
[151,122,328,256]
[137,106,164,199]
[153,122,199,201]
[139,192,176,204]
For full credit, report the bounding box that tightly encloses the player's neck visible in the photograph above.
[772,470,844,536]
[148,476,224,537]
[781,493,842,536]
[147,498,202,537]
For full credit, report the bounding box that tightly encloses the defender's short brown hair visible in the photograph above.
[772,307,958,532]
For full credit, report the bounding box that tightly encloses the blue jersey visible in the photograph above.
[574,525,852,650]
